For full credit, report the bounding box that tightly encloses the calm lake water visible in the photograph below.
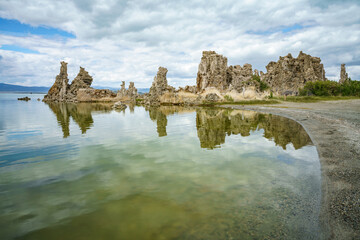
[0,93,321,239]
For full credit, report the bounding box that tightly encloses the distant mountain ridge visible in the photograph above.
[0,83,150,93]
[90,86,149,93]
[0,83,49,93]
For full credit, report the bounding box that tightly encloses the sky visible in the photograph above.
[0,0,359,88]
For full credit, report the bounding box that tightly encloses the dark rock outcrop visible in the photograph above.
[262,51,326,95]
[18,96,31,101]
[340,64,349,84]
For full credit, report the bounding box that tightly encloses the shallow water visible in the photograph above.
[0,93,321,239]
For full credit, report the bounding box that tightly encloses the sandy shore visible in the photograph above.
[222,99,360,239]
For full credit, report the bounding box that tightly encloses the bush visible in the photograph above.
[252,75,269,92]
[341,78,360,96]
[224,95,234,102]
[299,79,360,97]
[269,91,273,99]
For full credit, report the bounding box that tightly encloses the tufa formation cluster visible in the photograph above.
[44,50,350,105]
[44,62,138,102]
[261,51,326,95]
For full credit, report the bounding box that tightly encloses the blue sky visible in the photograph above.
[0,18,75,39]
[0,18,74,55]
[0,44,40,54]
[0,0,359,87]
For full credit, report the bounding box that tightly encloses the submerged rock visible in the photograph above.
[113,101,127,110]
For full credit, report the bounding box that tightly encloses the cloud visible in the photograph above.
[0,0,359,87]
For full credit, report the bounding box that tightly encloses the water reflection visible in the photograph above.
[1,98,320,239]
[47,103,112,138]
[145,106,195,137]
[196,108,312,149]
[147,107,168,137]
[47,103,312,150]
[146,106,312,150]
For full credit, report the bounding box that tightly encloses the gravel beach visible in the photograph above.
[222,99,360,239]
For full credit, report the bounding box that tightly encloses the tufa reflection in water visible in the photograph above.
[145,106,312,150]
[196,108,312,149]
[47,102,113,137]
[47,103,312,149]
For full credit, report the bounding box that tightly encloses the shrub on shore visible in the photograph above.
[252,75,269,92]
[299,79,360,96]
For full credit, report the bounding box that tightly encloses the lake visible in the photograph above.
[0,93,321,239]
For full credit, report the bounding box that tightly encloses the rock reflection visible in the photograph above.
[47,102,112,137]
[196,108,312,149]
[146,106,196,137]
[48,103,312,149]
[128,102,135,113]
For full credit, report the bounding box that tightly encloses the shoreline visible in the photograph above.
[221,99,360,239]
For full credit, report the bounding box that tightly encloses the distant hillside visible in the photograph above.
[138,88,150,93]
[0,83,150,94]
[92,86,149,93]
[0,83,49,93]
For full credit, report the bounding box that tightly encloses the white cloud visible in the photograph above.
[0,0,359,87]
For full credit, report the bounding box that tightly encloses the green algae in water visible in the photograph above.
[0,96,321,239]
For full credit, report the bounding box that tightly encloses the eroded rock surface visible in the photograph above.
[67,67,93,99]
[227,64,256,92]
[113,101,127,111]
[44,61,69,101]
[44,62,115,102]
[146,67,175,104]
[150,67,170,96]
[77,89,116,102]
[116,81,138,102]
[196,51,262,96]
[262,51,326,95]
[196,51,228,92]
[340,64,349,84]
